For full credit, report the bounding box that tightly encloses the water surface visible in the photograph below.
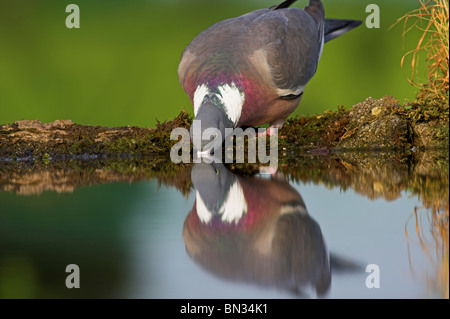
[0,158,447,299]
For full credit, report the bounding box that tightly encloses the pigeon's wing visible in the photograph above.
[241,3,325,98]
[178,9,270,87]
[178,1,325,99]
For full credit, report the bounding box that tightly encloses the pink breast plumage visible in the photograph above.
[184,71,273,126]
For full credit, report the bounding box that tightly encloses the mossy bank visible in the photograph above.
[1,94,447,161]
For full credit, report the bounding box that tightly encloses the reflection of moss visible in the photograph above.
[0,157,193,197]
[0,149,447,215]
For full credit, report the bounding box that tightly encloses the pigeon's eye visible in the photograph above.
[214,132,219,138]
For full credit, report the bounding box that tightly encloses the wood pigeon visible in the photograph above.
[178,0,361,153]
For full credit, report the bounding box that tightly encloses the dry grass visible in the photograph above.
[392,0,449,98]
[406,202,449,298]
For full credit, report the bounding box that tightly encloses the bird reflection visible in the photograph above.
[183,162,332,297]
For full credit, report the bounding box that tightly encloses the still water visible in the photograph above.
[0,159,446,299]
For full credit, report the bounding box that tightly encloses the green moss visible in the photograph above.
[280,106,350,148]
[0,111,193,159]
[404,85,449,123]
[0,96,448,161]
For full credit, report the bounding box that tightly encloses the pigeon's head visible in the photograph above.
[190,82,244,156]
[190,101,233,156]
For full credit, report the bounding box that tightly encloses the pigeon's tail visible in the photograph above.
[324,19,362,43]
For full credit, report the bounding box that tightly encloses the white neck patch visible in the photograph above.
[216,83,245,125]
[193,84,210,116]
[192,82,245,126]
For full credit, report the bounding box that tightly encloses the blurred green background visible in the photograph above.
[0,0,424,128]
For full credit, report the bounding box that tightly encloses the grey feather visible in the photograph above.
[324,19,362,42]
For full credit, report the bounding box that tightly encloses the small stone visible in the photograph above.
[371,107,382,116]
[53,120,74,128]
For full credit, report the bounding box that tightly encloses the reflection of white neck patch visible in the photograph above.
[196,191,212,223]
[218,180,248,223]
[195,180,248,224]
[192,82,245,126]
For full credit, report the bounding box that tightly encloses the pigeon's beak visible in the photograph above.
[196,135,220,158]
[196,149,212,158]
[193,146,222,164]
[190,100,230,156]
[191,128,222,154]
[191,132,223,163]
